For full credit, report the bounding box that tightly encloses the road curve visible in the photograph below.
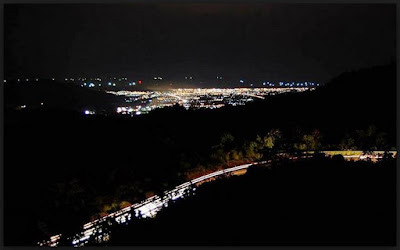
[39,161,271,247]
[39,150,394,247]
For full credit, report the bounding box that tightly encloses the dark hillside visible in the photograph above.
[203,63,396,146]
[108,157,396,246]
[4,80,124,112]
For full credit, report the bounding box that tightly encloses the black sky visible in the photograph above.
[4,3,396,86]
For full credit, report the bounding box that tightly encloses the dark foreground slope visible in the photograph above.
[108,156,396,246]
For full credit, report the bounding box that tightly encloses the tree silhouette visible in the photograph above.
[356,124,389,151]
[339,133,357,150]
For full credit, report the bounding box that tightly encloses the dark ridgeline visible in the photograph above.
[4,80,124,113]
[107,156,396,246]
[4,63,396,245]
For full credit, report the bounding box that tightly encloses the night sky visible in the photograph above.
[5,4,396,87]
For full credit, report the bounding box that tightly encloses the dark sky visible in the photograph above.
[5,4,396,86]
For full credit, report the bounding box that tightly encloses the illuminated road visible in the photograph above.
[39,161,268,247]
[39,150,396,247]
[245,93,265,100]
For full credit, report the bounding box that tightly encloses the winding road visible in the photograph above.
[39,150,396,247]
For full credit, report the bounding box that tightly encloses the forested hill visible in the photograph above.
[208,63,396,146]
[312,63,395,129]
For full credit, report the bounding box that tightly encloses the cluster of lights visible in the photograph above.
[107,90,147,96]
[277,81,319,87]
[106,82,117,87]
[84,110,95,115]
[38,234,61,247]
[62,76,133,85]
[116,107,135,114]
[238,79,319,87]
[107,87,314,115]
[5,76,319,90]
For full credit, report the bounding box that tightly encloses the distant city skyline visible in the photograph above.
[5,4,396,87]
[4,75,320,89]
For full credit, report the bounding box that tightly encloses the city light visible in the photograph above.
[84,110,95,115]
[106,87,314,116]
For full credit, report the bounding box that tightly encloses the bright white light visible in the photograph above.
[83,223,93,229]
[84,110,90,115]
[54,161,260,247]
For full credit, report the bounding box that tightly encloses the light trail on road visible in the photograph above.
[39,161,266,247]
[39,150,395,247]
